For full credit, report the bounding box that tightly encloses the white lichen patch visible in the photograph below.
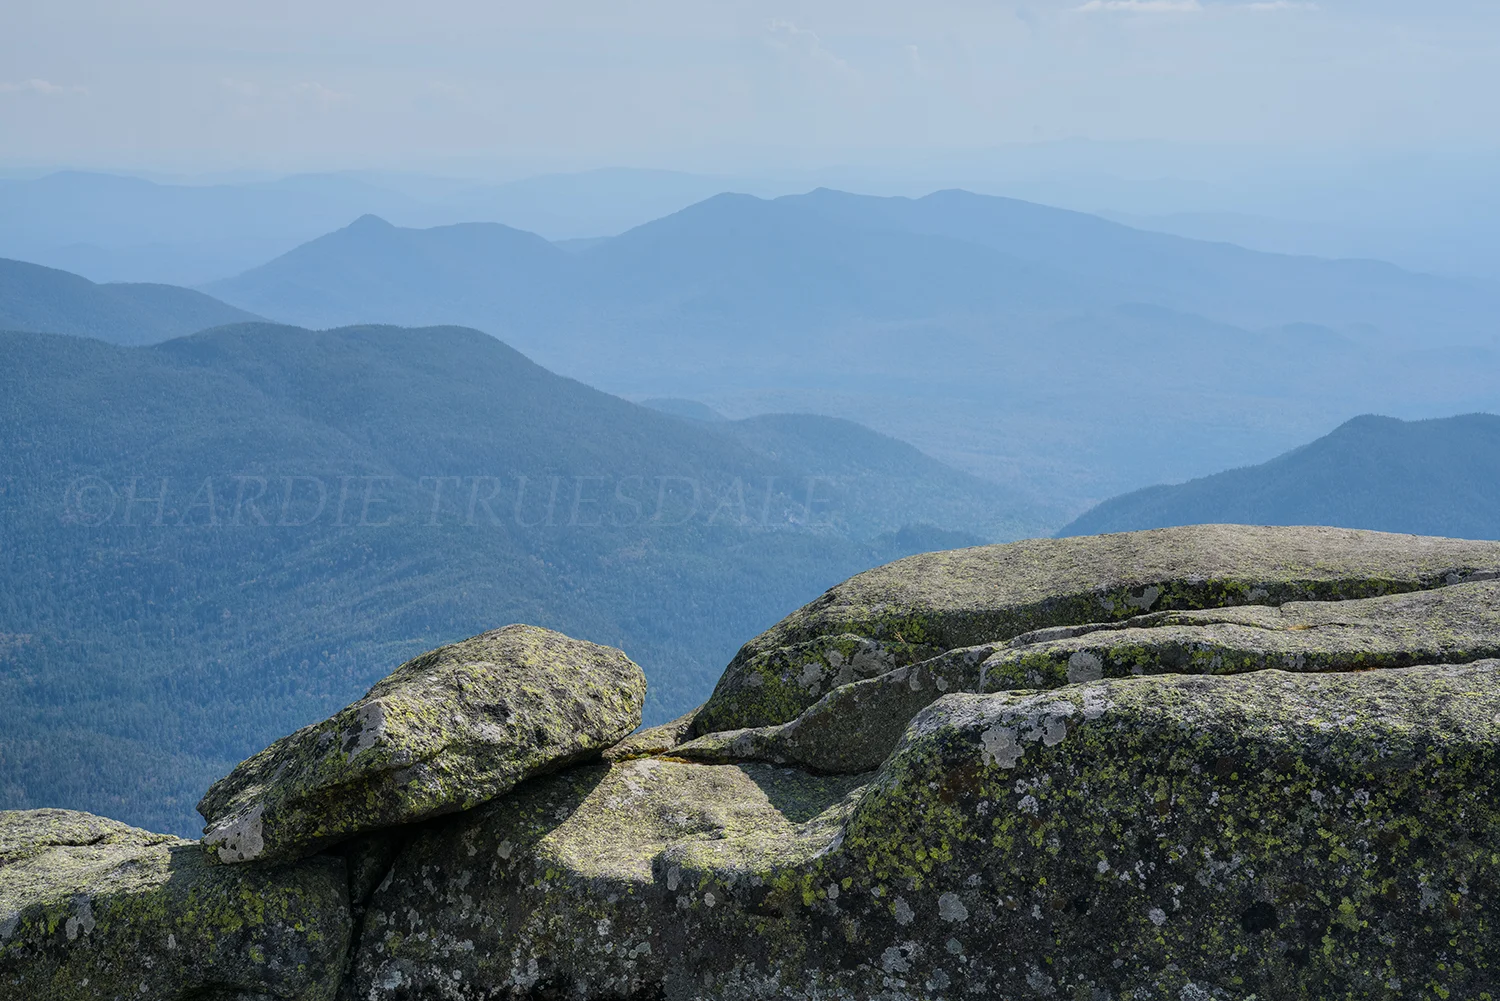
[204,803,266,863]
[346,700,391,759]
[1080,685,1115,721]
[798,660,826,693]
[893,896,915,926]
[63,899,94,941]
[937,893,969,923]
[980,726,1024,769]
[1066,650,1104,684]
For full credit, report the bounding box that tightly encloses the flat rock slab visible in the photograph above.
[198,624,646,865]
[677,579,1500,774]
[0,809,350,1001]
[696,525,1500,734]
[989,576,1500,687]
[348,662,1500,1000]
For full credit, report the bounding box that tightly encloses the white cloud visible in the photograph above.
[1076,0,1315,9]
[766,19,857,79]
[220,78,261,98]
[424,81,467,101]
[0,78,86,96]
[291,82,349,110]
[1076,1,1201,11]
[219,78,348,116]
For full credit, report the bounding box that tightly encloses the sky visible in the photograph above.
[1,1,1498,174]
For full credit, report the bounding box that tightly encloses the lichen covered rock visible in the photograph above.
[348,661,1500,1000]
[199,624,646,865]
[602,704,702,762]
[696,525,1500,734]
[347,757,868,999]
[0,809,350,1001]
[21,529,1500,1000]
[677,579,1500,774]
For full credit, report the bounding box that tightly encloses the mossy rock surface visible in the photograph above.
[0,809,350,1001]
[198,624,646,865]
[678,579,1500,774]
[696,525,1500,734]
[347,757,867,999]
[344,660,1500,1000]
[602,704,702,762]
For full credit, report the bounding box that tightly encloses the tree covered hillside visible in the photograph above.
[0,323,1042,835]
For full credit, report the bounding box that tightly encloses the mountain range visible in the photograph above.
[0,321,1042,836]
[8,174,1500,836]
[9,182,1500,511]
[199,188,1500,508]
[0,257,259,346]
[0,168,771,286]
[206,189,1499,344]
[1062,413,1500,540]
[8,147,1500,285]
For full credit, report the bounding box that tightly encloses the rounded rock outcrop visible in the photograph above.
[0,809,351,1001]
[694,524,1500,734]
[198,624,647,865]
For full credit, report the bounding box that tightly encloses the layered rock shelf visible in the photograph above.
[5,526,1500,1000]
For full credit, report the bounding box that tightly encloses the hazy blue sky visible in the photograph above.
[2,1,1497,173]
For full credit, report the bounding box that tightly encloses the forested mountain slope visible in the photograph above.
[0,322,1040,834]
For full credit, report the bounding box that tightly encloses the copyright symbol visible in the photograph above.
[63,476,116,526]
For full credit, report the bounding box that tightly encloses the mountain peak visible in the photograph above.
[345,213,395,232]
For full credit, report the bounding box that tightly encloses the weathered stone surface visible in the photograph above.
[602,705,702,762]
[0,809,350,1001]
[199,624,646,865]
[677,579,1500,775]
[347,661,1500,1000]
[347,758,868,999]
[696,525,1500,734]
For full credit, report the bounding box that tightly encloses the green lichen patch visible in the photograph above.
[198,624,646,865]
[697,525,1500,734]
[0,809,350,1001]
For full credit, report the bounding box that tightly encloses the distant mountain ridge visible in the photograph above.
[0,257,260,345]
[203,215,570,331]
[0,167,767,285]
[194,189,1500,511]
[13,187,1500,512]
[1061,413,1500,540]
[207,188,1499,346]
